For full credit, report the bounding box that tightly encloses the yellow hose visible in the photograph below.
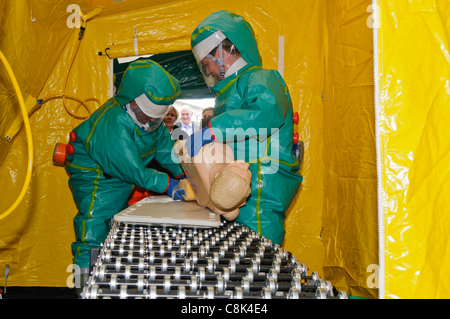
[39,31,98,127]
[39,7,103,128]
[0,50,33,222]
[0,8,103,221]
[39,92,94,119]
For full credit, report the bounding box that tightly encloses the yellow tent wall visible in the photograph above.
[376,1,450,299]
[3,0,448,299]
[320,1,378,298]
[0,0,377,297]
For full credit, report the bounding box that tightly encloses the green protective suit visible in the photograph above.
[65,60,183,268]
[191,11,303,245]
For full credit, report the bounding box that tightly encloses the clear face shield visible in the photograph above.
[126,94,171,132]
[193,31,240,89]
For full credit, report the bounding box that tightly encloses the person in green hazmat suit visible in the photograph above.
[187,10,303,245]
[65,60,186,295]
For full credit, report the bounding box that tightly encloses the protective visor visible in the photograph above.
[192,31,230,89]
[130,94,171,132]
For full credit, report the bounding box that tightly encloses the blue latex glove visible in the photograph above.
[166,178,186,201]
[186,126,215,158]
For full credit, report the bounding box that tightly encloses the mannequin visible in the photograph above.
[174,140,252,220]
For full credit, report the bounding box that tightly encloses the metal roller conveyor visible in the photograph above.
[83,220,348,299]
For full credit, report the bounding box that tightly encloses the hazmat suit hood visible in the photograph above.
[191,10,262,92]
[114,59,181,109]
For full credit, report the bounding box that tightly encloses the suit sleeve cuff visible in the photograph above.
[208,121,220,142]
[163,177,170,193]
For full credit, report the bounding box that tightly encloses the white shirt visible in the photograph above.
[181,122,194,136]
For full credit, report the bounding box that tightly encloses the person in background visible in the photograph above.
[200,107,215,129]
[163,106,178,133]
[188,10,303,246]
[175,105,199,136]
[202,107,214,119]
[65,60,186,297]
[164,106,188,141]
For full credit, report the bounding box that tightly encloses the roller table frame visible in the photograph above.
[83,220,347,299]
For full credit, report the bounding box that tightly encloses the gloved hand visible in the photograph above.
[166,178,186,201]
[186,126,215,158]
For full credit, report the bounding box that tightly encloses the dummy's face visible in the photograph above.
[181,109,192,125]
[164,109,177,128]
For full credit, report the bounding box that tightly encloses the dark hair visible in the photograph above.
[202,107,214,115]
[208,38,240,57]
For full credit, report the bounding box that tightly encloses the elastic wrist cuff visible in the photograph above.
[163,178,170,193]
[208,121,217,141]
